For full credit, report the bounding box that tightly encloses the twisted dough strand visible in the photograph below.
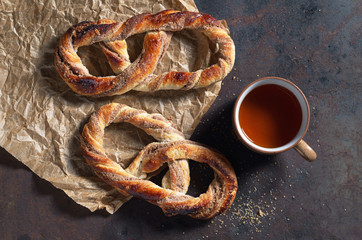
[55,10,235,96]
[81,103,237,219]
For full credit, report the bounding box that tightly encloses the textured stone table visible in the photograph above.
[0,0,360,239]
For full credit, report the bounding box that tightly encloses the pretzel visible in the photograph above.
[81,103,237,219]
[55,10,235,97]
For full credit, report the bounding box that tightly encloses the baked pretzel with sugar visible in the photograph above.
[81,103,237,219]
[55,10,235,97]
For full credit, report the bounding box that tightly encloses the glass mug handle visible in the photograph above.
[294,139,317,162]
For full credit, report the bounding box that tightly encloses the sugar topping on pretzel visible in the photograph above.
[55,10,235,97]
[81,103,238,219]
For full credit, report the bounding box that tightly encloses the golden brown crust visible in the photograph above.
[55,10,235,97]
[81,103,237,219]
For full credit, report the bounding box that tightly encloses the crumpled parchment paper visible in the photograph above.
[0,0,222,213]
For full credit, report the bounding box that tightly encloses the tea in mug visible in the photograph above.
[238,84,302,148]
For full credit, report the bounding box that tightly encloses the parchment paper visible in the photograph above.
[0,0,222,213]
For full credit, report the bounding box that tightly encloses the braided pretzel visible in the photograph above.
[81,103,237,219]
[55,10,235,97]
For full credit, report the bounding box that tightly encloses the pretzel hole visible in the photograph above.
[126,33,146,62]
[78,44,114,77]
[103,122,154,167]
[154,30,218,75]
[148,166,169,186]
[187,161,214,197]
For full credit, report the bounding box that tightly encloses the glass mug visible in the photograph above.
[233,77,317,161]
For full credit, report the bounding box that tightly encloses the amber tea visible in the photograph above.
[238,84,302,148]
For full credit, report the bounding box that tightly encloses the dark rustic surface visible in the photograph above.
[1,0,361,239]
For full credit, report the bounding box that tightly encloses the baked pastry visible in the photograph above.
[55,10,235,97]
[81,103,238,219]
